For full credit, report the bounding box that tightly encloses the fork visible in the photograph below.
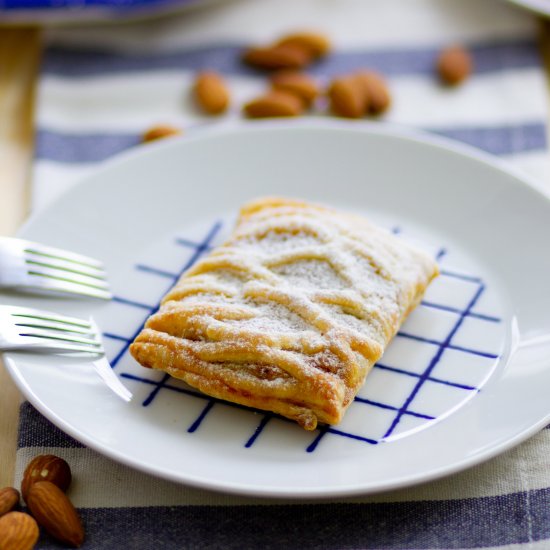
[0,237,112,300]
[0,305,105,353]
[0,305,132,401]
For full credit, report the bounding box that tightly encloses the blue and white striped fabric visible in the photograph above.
[18,0,550,548]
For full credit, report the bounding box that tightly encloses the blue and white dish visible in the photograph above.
[4,122,550,497]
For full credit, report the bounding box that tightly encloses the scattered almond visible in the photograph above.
[243,44,312,71]
[327,76,367,119]
[437,45,472,85]
[0,488,19,518]
[194,71,230,115]
[0,511,39,550]
[276,31,331,59]
[243,90,304,118]
[21,455,71,502]
[270,71,319,107]
[354,70,391,115]
[26,481,84,548]
[142,125,182,143]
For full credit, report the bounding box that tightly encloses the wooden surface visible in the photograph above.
[0,20,549,491]
[0,26,41,488]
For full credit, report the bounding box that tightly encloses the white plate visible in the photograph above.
[4,122,550,498]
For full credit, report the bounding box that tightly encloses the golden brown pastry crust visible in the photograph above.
[130,197,439,430]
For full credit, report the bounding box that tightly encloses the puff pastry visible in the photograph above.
[130,198,439,430]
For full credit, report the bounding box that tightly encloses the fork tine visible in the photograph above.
[17,328,103,348]
[23,241,105,269]
[6,306,94,328]
[25,267,112,300]
[13,319,95,335]
[25,277,113,300]
[8,306,94,327]
[24,256,108,280]
[9,336,104,354]
[27,265,110,290]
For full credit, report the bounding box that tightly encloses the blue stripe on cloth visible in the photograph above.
[35,122,547,163]
[431,124,547,157]
[35,130,140,163]
[41,39,541,78]
[18,402,84,448]
[33,493,550,549]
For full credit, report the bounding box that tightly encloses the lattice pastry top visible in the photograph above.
[130,197,439,430]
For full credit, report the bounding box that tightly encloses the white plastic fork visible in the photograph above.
[0,237,112,300]
[0,305,105,353]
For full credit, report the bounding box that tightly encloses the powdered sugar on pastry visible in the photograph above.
[130,197,439,430]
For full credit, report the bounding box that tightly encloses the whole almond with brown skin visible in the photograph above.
[0,511,39,550]
[21,454,72,502]
[0,488,20,517]
[243,44,312,70]
[354,71,391,115]
[276,31,331,59]
[194,71,230,115]
[142,125,182,143]
[437,45,472,85]
[244,90,303,118]
[26,481,84,548]
[270,71,319,107]
[328,76,367,119]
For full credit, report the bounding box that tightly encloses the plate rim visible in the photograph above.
[20,119,550,229]
[8,349,550,498]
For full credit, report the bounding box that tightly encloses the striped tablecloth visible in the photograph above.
[16,0,550,548]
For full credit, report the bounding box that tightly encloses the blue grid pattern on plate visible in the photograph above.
[103,221,502,452]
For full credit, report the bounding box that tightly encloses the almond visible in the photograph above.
[354,71,391,115]
[243,90,304,118]
[26,481,84,548]
[0,488,20,517]
[327,76,367,119]
[194,71,230,115]
[242,44,312,70]
[270,71,319,107]
[0,511,39,550]
[437,45,472,85]
[142,125,182,143]
[276,31,331,59]
[21,455,72,503]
